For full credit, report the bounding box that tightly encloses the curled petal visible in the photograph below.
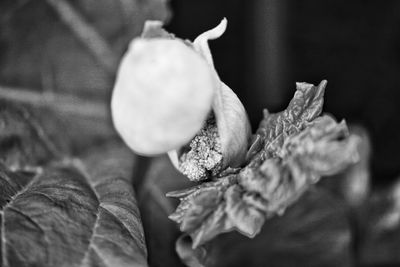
[172,18,251,178]
[193,18,227,67]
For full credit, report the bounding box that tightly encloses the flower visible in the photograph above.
[111,19,251,181]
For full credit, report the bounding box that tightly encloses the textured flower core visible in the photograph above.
[179,116,223,181]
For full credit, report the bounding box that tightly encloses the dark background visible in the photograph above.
[168,0,400,185]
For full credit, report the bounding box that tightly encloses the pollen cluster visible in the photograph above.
[179,116,222,181]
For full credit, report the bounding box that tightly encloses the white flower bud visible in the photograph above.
[111,37,215,155]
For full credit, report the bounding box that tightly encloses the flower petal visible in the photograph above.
[215,82,252,167]
[193,18,227,67]
[193,18,252,168]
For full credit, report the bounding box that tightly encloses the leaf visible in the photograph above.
[170,187,222,232]
[224,185,265,237]
[168,175,237,247]
[250,80,327,162]
[0,100,64,169]
[0,102,148,267]
[238,158,285,201]
[203,188,353,267]
[168,81,360,249]
[190,204,233,248]
[281,115,359,176]
[0,159,147,267]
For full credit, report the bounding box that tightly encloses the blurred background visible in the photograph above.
[1,0,399,185]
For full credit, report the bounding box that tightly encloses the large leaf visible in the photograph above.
[0,101,148,267]
[0,160,147,267]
